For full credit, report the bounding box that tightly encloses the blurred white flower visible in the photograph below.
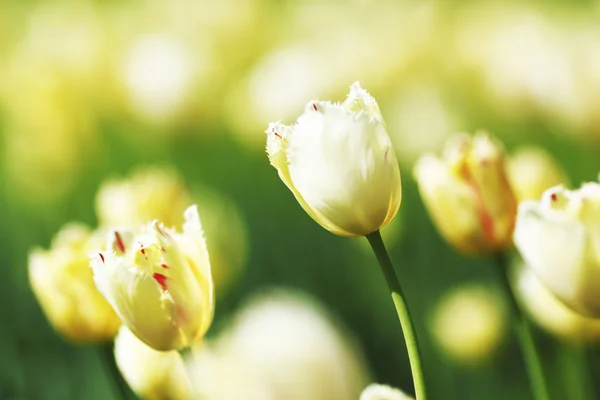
[121,34,198,123]
[187,289,370,400]
[385,85,459,166]
[360,383,414,400]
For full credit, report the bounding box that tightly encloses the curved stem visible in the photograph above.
[493,253,549,400]
[98,341,135,400]
[366,230,427,400]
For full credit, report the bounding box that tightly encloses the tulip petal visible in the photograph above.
[515,202,600,316]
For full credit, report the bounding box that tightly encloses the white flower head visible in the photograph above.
[514,178,600,317]
[265,82,401,237]
[360,383,414,400]
[90,205,214,351]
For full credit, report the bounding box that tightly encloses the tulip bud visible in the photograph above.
[514,180,600,317]
[91,205,214,351]
[413,131,517,254]
[430,283,507,365]
[360,384,414,400]
[96,167,246,296]
[95,166,193,229]
[28,224,121,342]
[265,82,401,237]
[507,147,569,201]
[515,265,600,343]
[114,326,192,400]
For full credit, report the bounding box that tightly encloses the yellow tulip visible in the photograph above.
[96,167,247,295]
[414,131,517,254]
[28,224,120,342]
[91,205,213,351]
[114,326,192,400]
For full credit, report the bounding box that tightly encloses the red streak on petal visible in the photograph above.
[99,253,105,263]
[384,147,389,161]
[274,131,282,139]
[140,248,145,255]
[161,247,166,252]
[551,193,557,202]
[114,232,125,253]
[153,273,168,291]
[312,103,318,111]
[161,263,170,269]
[460,163,495,246]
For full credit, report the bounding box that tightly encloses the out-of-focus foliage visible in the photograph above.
[1,0,600,399]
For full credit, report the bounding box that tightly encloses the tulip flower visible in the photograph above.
[91,205,214,351]
[29,224,121,342]
[514,180,600,317]
[265,81,401,237]
[95,166,193,229]
[96,167,247,296]
[413,131,517,254]
[114,326,192,400]
[507,147,569,202]
[360,384,414,400]
[187,290,370,400]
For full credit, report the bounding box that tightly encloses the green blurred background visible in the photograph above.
[1,0,599,399]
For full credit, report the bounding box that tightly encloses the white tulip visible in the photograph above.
[187,289,370,400]
[514,180,600,317]
[360,383,414,400]
[265,82,401,237]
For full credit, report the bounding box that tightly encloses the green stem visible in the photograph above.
[98,341,135,400]
[493,253,549,400]
[366,230,427,400]
[558,343,593,400]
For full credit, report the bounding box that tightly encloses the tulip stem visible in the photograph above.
[366,230,427,400]
[98,342,135,400]
[493,253,549,400]
[558,343,593,400]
